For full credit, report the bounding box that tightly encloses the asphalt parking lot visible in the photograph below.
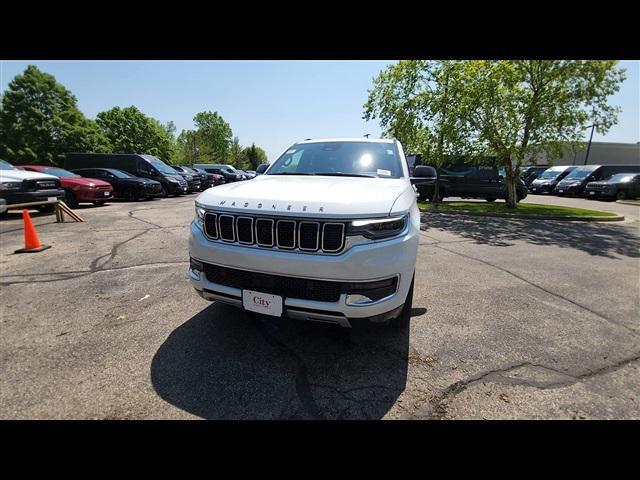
[1,195,639,419]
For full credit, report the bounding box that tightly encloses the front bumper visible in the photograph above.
[1,189,65,205]
[554,184,582,196]
[73,188,113,201]
[529,183,555,194]
[584,189,614,199]
[188,220,419,327]
[168,182,188,194]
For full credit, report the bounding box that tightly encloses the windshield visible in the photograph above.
[538,169,564,180]
[145,157,178,175]
[0,160,16,170]
[606,174,636,183]
[267,141,403,178]
[563,167,597,181]
[41,167,80,178]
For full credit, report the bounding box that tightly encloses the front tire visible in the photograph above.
[65,190,79,208]
[389,273,414,328]
[616,190,627,200]
[93,201,105,206]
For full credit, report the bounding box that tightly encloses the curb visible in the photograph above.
[616,200,640,206]
[419,208,625,222]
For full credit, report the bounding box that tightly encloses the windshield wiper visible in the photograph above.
[314,172,377,178]
[269,172,316,176]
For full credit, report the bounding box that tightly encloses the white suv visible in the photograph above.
[188,138,420,328]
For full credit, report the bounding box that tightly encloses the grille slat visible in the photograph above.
[255,218,274,246]
[322,223,345,252]
[201,211,346,253]
[236,217,254,244]
[299,222,319,251]
[219,215,235,242]
[276,220,296,249]
[204,213,218,239]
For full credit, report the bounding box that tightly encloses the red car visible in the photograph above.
[18,165,113,207]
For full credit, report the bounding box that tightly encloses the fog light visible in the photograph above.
[346,294,374,305]
[190,258,204,271]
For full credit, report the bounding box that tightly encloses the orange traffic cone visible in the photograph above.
[14,210,51,254]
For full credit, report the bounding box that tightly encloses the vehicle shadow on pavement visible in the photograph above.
[151,303,410,419]
[423,213,640,259]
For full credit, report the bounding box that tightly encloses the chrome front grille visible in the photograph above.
[203,212,347,254]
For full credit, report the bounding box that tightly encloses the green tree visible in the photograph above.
[0,65,109,166]
[242,143,268,169]
[175,129,200,166]
[365,60,625,207]
[193,111,232,163]
[364,60,472,202]
[228,136,246,168]
[96,106,176,163]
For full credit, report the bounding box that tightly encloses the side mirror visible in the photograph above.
[256,164,269,175]
[410,165,437,185]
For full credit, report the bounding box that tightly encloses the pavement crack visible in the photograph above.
[0,261,188,286]
[89,229,151,272]
[251,316,325,420]
[431,242,639,336]
[425,354,640,419]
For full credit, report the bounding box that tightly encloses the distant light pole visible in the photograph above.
[364,133,371,138]
[583,124,597,165]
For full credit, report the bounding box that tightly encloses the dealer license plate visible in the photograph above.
[242,290,283,317]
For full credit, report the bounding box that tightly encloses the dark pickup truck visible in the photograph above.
[412,159,528,203]
[0,159,65,213]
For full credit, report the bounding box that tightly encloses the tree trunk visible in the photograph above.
[432,170,442,203]
[504,158,517,208]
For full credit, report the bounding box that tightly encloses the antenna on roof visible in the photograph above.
[364,134,371,138]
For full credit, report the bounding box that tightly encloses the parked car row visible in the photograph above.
[523,164,640,200]
[1,153,259,216]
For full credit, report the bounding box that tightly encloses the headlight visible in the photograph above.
[0,181,22,191]
[195,205,206,227]
[88,183,96,188]
[347,215,407,239]
[168,178,179,183]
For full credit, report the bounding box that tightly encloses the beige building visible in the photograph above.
[527,142,640,166]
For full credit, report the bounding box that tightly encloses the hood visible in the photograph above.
[60,177,112,187]
[532,178,557,185]
[0,169,59,182]
[196,175,410,218]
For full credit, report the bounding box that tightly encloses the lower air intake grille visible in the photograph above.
[203,263,343,302]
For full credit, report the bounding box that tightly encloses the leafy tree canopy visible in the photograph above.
[365,60,625,207]
[192,111,233,163]
[0,65,109,166]
[96,106,176,163]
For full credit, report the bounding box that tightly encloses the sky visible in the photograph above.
[1,60,638,162]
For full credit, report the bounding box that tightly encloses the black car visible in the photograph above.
[520,166,549,187]
[174,166,207,188]
[193,163,244,182]
[70,168,164,201]
[171,166,202,193]
[554,164,640,196]
[415,162,528,203]
[584,173,640,201]
[191,167,225,188]
[529,166,576,194]
[65,153,188,196]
